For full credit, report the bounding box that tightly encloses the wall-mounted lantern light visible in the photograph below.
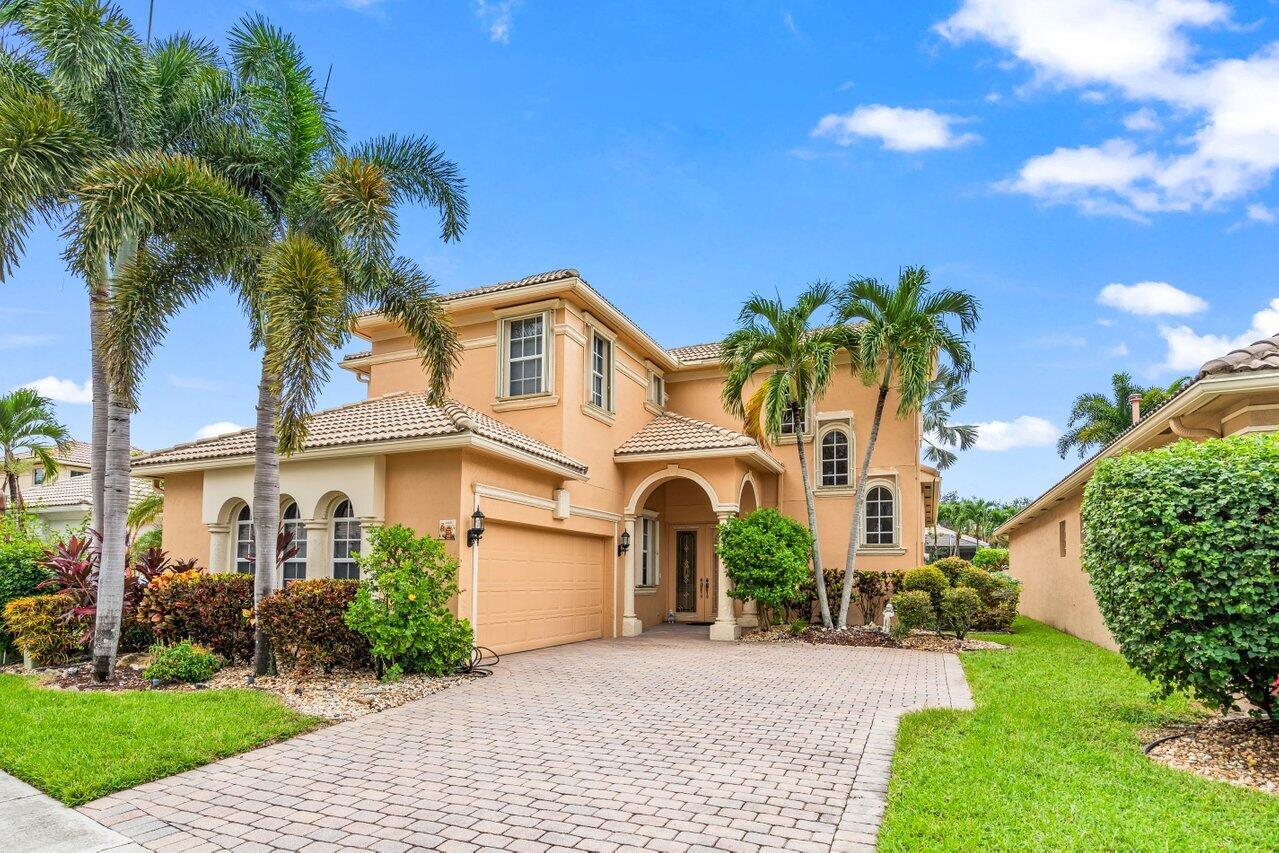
[467,508,486,547]
[617,530,631,556]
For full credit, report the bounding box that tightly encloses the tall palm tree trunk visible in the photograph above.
[252,357,281,676]
[838,368,891,628]
[91,396,130,681]
[793,405,832,628]
[89,284,109,534]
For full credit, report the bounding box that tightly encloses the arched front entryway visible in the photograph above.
[620,466,740,642]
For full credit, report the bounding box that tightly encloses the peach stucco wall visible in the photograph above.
[160,472,208,567]
[1008,491,1116,650]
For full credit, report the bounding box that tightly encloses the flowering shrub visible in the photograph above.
[258,580,368,673]
[1084,435,1279,719]
[717,509,812,628]
[2,595,81,664]
[143,640,220,684]
[344,525,473,678]
[140,573,254,662]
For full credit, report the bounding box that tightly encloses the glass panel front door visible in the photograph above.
[675,530,697,613]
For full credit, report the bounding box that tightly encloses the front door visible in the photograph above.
[674,529,713,622]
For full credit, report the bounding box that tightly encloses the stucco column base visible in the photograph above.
[739,600,759,629]
[708,620,741,642]
[622,616,644,637]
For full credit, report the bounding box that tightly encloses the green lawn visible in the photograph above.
[880,618,1279,851]
[0,674,320,805]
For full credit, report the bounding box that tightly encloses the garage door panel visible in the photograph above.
[479,524,604,654]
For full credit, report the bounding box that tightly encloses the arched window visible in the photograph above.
[282,501,306,585]
[820,429,850,487]
[332,499,361,580]
[234,504,253,573]
[864,485,896,546]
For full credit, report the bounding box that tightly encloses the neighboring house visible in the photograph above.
[924,524,987,562]
[16,440,157,535]
[138,268,937,655]
[994,334,1279,650]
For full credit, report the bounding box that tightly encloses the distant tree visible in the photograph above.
[1057,373,1191,459]
[0,390,73,520]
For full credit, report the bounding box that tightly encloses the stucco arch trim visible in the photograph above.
[737,471,761,510]
[624,465,737,517]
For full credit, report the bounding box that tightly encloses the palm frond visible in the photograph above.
[348,134,468,242]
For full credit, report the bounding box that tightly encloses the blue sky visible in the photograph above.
[5,0,1279,501]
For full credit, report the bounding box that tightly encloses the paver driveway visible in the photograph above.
[79,626,972,852]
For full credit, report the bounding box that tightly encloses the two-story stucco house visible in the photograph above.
[137,269,938,655]
[13,440,153,534]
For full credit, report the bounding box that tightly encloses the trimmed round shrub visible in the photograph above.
[955,565,995,598]
[143,640,220,684]
[258,579,369,673]
[2,594,82,664]
[140,573,254,663]
[972,547,1009,572]
[1084,435,1279,719]
[929,556,972,585]
[941,587,982,640]
[901,565,948,610]
[890,590,934,639]
[718,509,812,628]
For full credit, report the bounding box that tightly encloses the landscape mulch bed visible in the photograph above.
[743,626,1007,652]
[1145,717,1278,796]
[11,654,473,722]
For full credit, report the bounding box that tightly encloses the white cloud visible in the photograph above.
[18,376,91,404]
[194,421,245,440]
[1159,297,1279,370]
[1097,281,1208,316]
[1247,203,1276,223]
[972,415,1059,451]
[1109,342,1130,357]
[0,333,56,351]
[1096,317,1114,326]
[475,0,519,44]
[168,374,223,392]
[939,1,1279,218]
[811,105,980,152]
[782,10,802,40]
[1123,106,1162,132]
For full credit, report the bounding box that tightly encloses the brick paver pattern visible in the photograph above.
[79,626,972,852]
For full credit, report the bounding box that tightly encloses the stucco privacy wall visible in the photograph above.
[1007,492,1116,650]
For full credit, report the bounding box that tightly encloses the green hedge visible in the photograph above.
[1083,435,1279,718]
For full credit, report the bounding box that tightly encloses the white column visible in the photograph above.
[622,515,642,637]
[709,511,740,641]
[206,523,230,573]
[304,520,329,579]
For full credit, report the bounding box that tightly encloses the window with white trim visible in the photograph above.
[282,501,306,585]
[647,372,664,406]
[504,315,545,397]
[820,429,850,487]
[639,516,660,587]
[332,499,361,580]
[234,504,254,573]
[32,467,45,485]
[781,406,808,436]
[863,485,896,546]
[590,331,613,411]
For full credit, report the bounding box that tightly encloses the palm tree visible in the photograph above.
[2,1,258,679]
[104,15,467,675]
[834,267,979,628]
[921,366,977,471]
[721,282,843,627]
[1056,372,1191,459]
[0,389,73,520]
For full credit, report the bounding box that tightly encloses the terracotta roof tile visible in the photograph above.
[16,439,94,468]
[1196,333,1279,380]
[616,413,757,456]
[667,341,722,362]
[135,393,586,474]
[24,473,153,509]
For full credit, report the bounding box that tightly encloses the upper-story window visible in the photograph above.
[32,467,45,485]
[780,406,808,436]
[647,372,664,407]
[69,470,85,478]
[819,429,850,487]
[590,331,613,411]
[504,314,545,397]
[235,504,254,573]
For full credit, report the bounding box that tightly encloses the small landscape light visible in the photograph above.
[467,508,486,547]
[617,530,631,556]
[149,677,161,688]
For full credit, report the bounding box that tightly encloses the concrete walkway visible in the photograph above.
[0,770,142,852]
[79,627,973,852]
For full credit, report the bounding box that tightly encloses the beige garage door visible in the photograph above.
[477,524,605,654]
